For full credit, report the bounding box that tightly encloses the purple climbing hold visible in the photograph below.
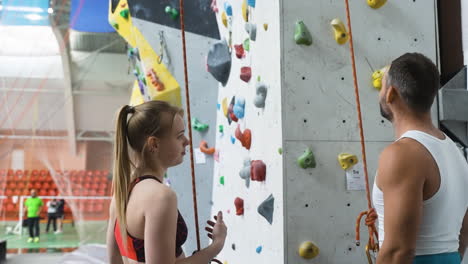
[207,40,232,86]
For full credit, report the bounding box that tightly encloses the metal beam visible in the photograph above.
[439,66,468,146]
[49,10,77,155]
[0,87,128,96]
[0,134,112,142]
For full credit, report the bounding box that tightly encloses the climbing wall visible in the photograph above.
[209,0,284,262]
[111,0,221,254]
[281,1,438,263]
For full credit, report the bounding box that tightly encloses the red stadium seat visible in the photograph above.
[48,189,57,196]
[89,189,97,196]
[0,170,6,176]
[7,182,17,189]
[17,182,25,189]
[39,189,47,196]
[13,189,21,196]
[7,169,14,176]
[42,182,51,189]
[98,183,107,190]
[31,170,39,176]
[34,182,41,189]
[90,183,99,190]
[40,170,48,176]
[82,189,89,196]
[97,190,106,196]
[15,170,23,176]
[21,189,29,196]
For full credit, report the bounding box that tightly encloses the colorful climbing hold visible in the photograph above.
[256,246,262,254]
[221,12,228,28]
[263,23,268,31]
[278,148,283,155]
[230,136,236,144]
[254,82,267,108]
[242,0,248,22]
[294,21,313,46]
[222,98,228,117]
[258,194,274,224]
[165,6,179,20]
[245,23,257,41]
[239,158,251,188]
[220,176,225,185]
[233,97,246,119]
[235,125,252,150]
[248,0,256,8]
[251,160,266,182]
[224,2,233,16]
[228,97,239,123]
[192,118,209,132]
[119,9,129,19]
[219,125,224,133]
[372,66,387,90]
[331,18,349,45]
[210,0,219,13]
[243,38,250,51]
[337,153,358,170]
[297,148,316,169]
[207,40,232,86]
[234,197,244,215]
[111,21,119,30]
[232,244,236,250]
[200,140,215,155]
[367,0,387,9]
[240,67,252,83]
[298,241,320,259]
[234,44,245,59]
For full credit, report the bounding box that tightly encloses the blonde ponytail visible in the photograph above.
[112,105,134,247]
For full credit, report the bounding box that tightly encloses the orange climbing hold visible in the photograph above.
[235,125,251,150]
[199,140,215,155]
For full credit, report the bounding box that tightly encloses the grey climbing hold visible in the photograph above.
[254,82,267,108]
[207,40,232,86]
[239,158,251,188]
[245,23,257,41]
[258,194,274,224]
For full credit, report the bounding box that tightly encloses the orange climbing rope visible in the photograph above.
[343,0,379,256]
[179,0,202,252]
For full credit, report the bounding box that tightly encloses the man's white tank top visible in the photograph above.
[373,130,468,256]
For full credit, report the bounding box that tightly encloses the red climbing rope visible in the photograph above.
[343,0,379,253]
[178,0,202,252]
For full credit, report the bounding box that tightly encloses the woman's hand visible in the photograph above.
[205,211,227,254]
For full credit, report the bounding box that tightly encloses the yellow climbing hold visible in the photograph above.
[338,153,358,170]
[242,0,249,22]
[367,0,387,9]
[263,23,268,31]
[221,11,228,28]
[372,66,387,91]
[222,98,228,117]
[298,241,319,259]
[331,18,349,45]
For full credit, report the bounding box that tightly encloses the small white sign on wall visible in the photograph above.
[346,162,366,191]
[194,148,207,164]
[11,149,24,170]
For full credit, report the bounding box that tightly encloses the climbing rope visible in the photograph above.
[343,0,379,259]
[178,0,202,252]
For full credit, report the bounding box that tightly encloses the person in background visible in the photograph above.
[24,189,43,243]
[45,199,58,233]
[54,199,65,234]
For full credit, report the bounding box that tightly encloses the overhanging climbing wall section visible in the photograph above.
[209,0,284,262]
[281,1,438,263]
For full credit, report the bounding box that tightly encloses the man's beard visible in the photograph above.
[380,102,393,122]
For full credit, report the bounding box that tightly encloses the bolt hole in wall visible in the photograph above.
[342,120,346,124]
[303,119,307,123]
[341,77,345,81]
[381,120,385,124]
[414,38,418,42]
[305,204,309,208]
[347,203,351,207]
[302,76,306,80]
[378,37,381,41]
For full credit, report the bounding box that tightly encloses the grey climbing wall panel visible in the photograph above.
[132,18,220,254]
[281,0,438,263]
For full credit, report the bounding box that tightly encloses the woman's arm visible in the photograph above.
[176,212,227,264]
[106,198,124,264]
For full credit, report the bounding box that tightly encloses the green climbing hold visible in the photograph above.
[243,38,250,51]
[192,118,209,132]
[111,21,119,30]
[219,125,224,133]
[165,6,179,20]
[278,148,283,155]
[297,148,316,169]
[220,176,225,185]
[294,21,312,46]
[120,9,129,19]
[257,76,261,82]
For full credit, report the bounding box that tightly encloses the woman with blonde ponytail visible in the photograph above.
[106,101,227,264]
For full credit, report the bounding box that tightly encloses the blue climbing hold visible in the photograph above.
[233,97,246,119]
[224,2,233,16]
[231,136,236,144]
[217,103,221,110]
[256,246,262,254]
[248,0,256,8]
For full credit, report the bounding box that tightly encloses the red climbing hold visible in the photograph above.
[234,197,244,215]
[240,67,252,82]
[235,125,251,150]
[228,102,239,122]
[234,44,245,59]
[251,160,266,182]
